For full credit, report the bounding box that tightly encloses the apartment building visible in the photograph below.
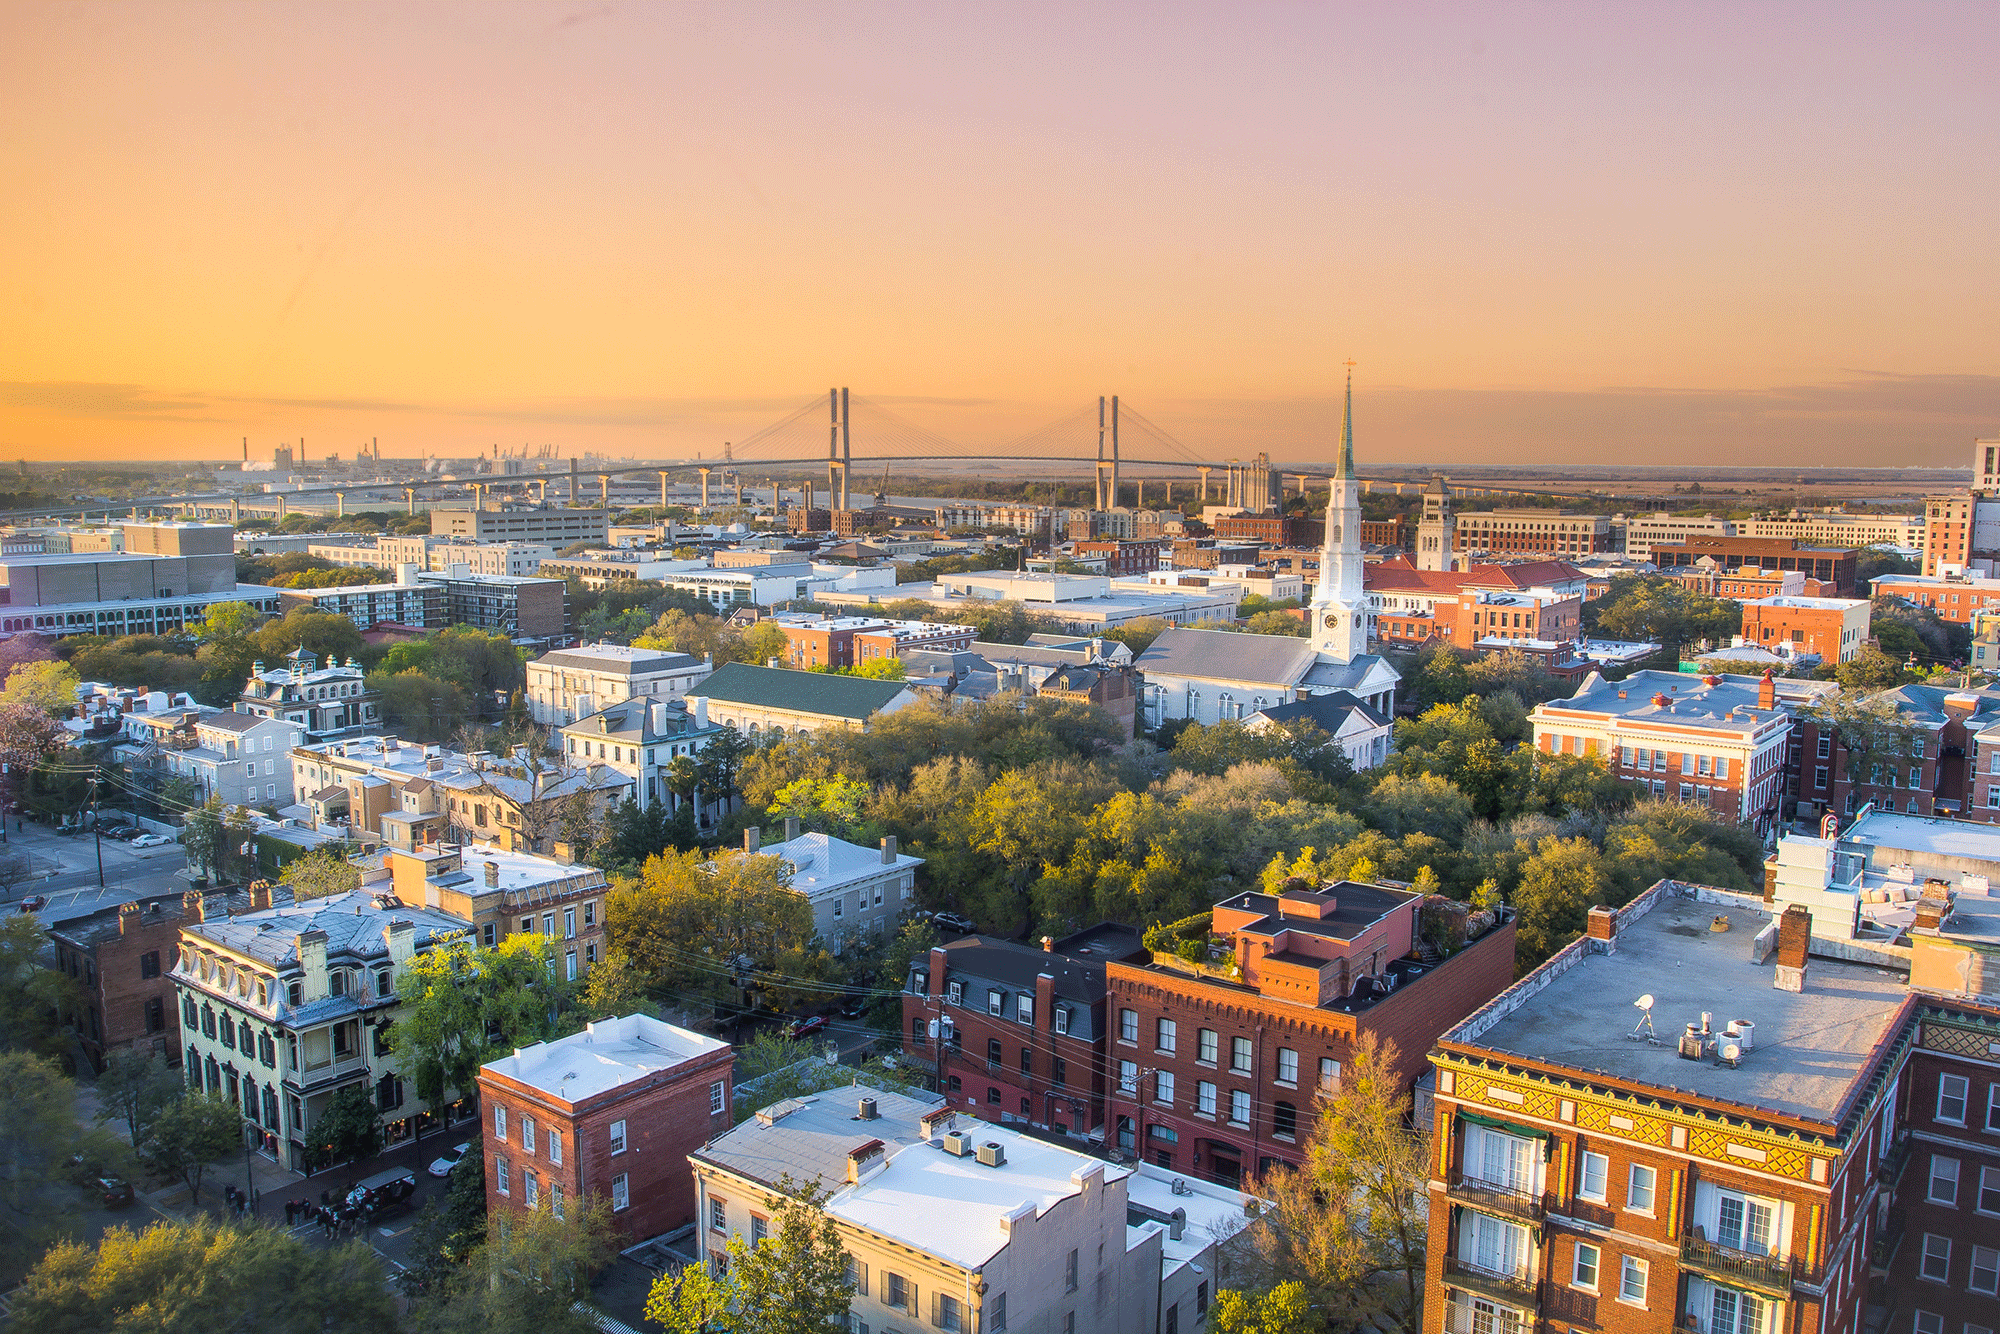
[48,895,217,1071]
[559,697,730,813]
[386,843,610,980]
[376,536,559,575]
[429,505,609,546]
[1669,564,1829,601]
[774,615,976,671]
[171,882,471,1169]
[1367,558,1589,639]
[736,823,923,952]
[1789,685,2000,821]
[416,567,567,640]
[1102,882,1517,1185]
[277,575,442,630]
[1738,596,1871,663]
[1425,871,2000,1334]
[1530,671,1800,833]
[1073,539,1167,576]
[1453,509,1616,558]
[1737,509,1924,549]
[157,710,304,809]
[901,924,1143,1139]
[693,1088,1255,1334]
[526,642,714,725]
[476,1014,733,1241]
[236,647,380,737]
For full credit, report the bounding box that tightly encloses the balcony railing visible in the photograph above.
[1870,1209,1906,1275]
[1679,1233,1796,1297]
[1443,1292,1531,1334]
[1442,1256,1538,1307]
[1877,1132,1912,1188]
[1447,1169,1547,1222]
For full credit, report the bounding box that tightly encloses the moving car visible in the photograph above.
[131,833,174,848]
[18,895,47,913]
[97,1177,135,1208]
[784,1015,828,1040]
[427,1141,473,1178]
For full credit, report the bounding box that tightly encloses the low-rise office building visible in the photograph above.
[1738,595,1871,663]
[527,642,714,725]
[430,504,609,546]
[477,1014,733,1241]
[686,662,919,737]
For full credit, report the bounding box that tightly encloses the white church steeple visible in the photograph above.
[1309,363,1368,664]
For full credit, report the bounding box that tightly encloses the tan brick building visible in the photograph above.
[476,1014,733,1241]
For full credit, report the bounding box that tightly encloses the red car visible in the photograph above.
[785,1015,828,1041]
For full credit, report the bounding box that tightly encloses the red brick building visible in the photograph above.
[778,616,975,671]
[1737,595,1871,663]
[1872,572,2000,625]
[477,1013,735,1240]
[1650,536,1858,597]
[901,924,1145,1140]
[1787,684,2000,821]
[1102,881,1517,1187]
[1072,539,1164,577]
[48,895,214,1072]
[1212,515,1323,548]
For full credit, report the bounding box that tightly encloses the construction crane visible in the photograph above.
[873,460,890,507]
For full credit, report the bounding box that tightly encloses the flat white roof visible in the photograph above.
[1126,1163,1259,1275]
[482,1013,728,1103]
[1746,595,1869,610]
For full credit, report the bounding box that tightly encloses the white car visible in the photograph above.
[130,834,174,848]
[427,1141,473,1178]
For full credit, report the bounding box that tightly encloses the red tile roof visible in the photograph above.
[1365,556,1583,595]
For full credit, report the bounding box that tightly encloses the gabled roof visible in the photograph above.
[199,710,283,734]
[1134,628,1319,688]
[686,662,910,721]
[1250,689,1387,734]
[1365,555,1585,595]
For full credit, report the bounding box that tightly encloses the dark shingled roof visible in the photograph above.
[686,662,908,722]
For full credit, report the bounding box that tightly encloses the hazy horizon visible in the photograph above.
[5,2,1996,466]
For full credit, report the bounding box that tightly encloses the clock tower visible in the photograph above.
[1309,364,1369,664]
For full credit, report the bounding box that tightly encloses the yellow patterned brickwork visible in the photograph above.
[1443,1058,1837,1185]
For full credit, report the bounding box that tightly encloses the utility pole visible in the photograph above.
[86,774,104,888]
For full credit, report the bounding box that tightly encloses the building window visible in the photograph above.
[1197,1028,1217,1064]
[522,1117,535,1153]
[524,1172,538,1209]
[611,1173,629,1211]
[1229,1089,1250,1127]
[947,981,962,1006]
[609,1119,626,1154]
[1016,994,1033,1026]
[937,1294,962,1333]
[1573,1242,1599,1290]
[494,1105,507,1140]
[1119,1009,1137,1043]
[750,1215,767,1245]
[1619,1255,1647,1304]
[495,1157,509,1196]
[1971,1246,2000,1297]
[1154,1072,1174,1105]
[988,1293,1005,1333]
[1627,1163,1656,1212]
[709,1197,726,1231]
[1981,1166,2000,1215]
[1930,1156,1960,1206]
[988,990,1003,1017]
[1579,1151,1608,1202]
[1019,1047,1032,1077]
[1053,1006,1069,1035]
[1272,1101,1297,1140]
[885,1273,910,1312]
[1921,1234,1951,1283]
[1197,1081,1217,1117]
[1939,1073,1970,1124]
[1064,1248,1079,1293]
[710,1081,726,1116]
[1275,1048,1298,1086]
[140,951,160,980]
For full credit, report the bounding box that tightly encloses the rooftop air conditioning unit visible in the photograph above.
[941,1130,973,1156]
[975,1141,1007,1168]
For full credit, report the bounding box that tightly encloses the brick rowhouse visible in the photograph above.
[477,1013,734,1242]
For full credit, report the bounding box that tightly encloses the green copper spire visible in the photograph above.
[1335,361,1356,480]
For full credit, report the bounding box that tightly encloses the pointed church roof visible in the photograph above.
[1334,364,1356,481]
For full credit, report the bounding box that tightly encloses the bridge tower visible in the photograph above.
[1095,396,1121,511]
[828,388,852,512]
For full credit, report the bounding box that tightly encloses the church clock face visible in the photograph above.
[1323,613,1341,629]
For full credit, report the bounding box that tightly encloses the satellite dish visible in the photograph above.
[1635,995,1655,1010]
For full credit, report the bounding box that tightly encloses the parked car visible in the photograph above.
[931,912,978,936]
[784,1015,828,1041]
[18,895,47,913]
[105,827,141,842]
[130,833,174,848]
[427,1141,473,1178]
[838,994,869,1019]
[97,1177,135,1208]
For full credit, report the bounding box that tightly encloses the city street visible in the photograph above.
[5,820,190,923]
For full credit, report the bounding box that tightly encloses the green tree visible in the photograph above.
[0,1053,77,1262]
[768,773,875,840]
[250,608,366,667]
[143,1091,244,1204]
[1512,836,1611,967]
[94,1047,182,1147]
[645,1178,853,1334]
[577,949,656,1021]
[1,659,81,716]
[280,844,362,901]
[0,917,77,1057]
[1407,641,1471,712]
[1211,1283,1318,1334]
[392,934,579,1113]
[1236,1035,1427,1334]
[1590,576,1740,659]
[400,1143,488,1301]
[1832,645,1919,690]
[606,849,828,1008]
[1243,610,1305,637]
[308,1085,381,1170]
[9,1216,396,1334]
[192,601,262,641]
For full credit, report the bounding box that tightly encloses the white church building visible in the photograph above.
[1134,371,1400,754]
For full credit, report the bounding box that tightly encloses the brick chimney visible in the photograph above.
[249,881,273,911]
[1773,904,1811,992]
[927,945,948,999]
[1758,670,1776,710]
[783,816,800,842]
[1585,904,1616,951]
[744,826,760,854]
[182,888,206,921]
[483,860,500,889]
[118,902,142,937]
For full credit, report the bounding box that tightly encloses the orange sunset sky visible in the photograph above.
[2,2,1996,468]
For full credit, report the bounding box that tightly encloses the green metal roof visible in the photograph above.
[685,662,907,721]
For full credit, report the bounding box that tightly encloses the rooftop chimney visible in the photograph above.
[1585,905,1616,944]
[248,881,273,911]
[745,826,761,854]
[118,902,142,936]
[1757,670,1776,710]
[1041,935,1054,952]
[483,860,499,888]
[880,835,897,865]
[1774,904,1811,992]
[784,816,800,842]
